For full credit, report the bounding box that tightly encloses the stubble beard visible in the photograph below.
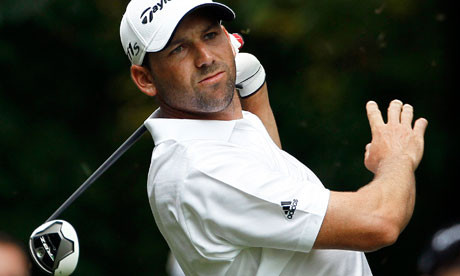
[193,62,235,113]
[155,61,236,115]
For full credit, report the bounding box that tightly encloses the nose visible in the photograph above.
[194,43,214,68]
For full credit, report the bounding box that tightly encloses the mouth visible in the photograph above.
[198,71,225,85]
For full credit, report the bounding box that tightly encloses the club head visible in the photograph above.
[29,220,79,275]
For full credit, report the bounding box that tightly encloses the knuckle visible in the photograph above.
[367,109,378,116]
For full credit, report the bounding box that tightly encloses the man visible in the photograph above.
[0,232,31,276]
[120,0,428,275]
[418,223,460,276]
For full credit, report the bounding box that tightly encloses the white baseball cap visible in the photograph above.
[120,0,235,65]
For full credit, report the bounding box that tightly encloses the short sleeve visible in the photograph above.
[178,143,330,255]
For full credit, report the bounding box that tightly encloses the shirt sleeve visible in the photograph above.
[178,143,330,255]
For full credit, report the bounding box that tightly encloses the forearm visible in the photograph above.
[358,155,416,234]
[316,156,416,251]
[233,51,281,147]
[240,83,282,148]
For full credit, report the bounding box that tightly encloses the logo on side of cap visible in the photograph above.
[126,42,140,62]
[140,0,174,24]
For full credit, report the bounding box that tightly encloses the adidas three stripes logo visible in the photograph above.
[281,199,298,219]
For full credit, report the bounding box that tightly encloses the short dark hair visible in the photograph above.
[142,53,151,70]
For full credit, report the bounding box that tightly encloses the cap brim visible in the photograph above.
[194,3,235,21]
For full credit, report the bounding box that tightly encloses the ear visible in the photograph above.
[130,65,157,97]
[221,25,236,56]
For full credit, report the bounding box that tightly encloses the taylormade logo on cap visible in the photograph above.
[120,0,235,65]
[140,0,173,25]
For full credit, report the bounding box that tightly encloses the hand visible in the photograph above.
[364,100,428,173]
[235,53,266,98]
[221,26,266,98]
[229,33,244,54]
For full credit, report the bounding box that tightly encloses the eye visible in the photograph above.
[170,45,184,55]
[204,32,218,40]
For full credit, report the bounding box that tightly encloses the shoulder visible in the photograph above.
[149,139,266,185]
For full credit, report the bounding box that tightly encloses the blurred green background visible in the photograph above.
[0,0,457,275]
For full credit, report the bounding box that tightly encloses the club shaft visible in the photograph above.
[46,124,148,222]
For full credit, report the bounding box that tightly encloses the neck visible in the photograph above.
[157,90,243,120]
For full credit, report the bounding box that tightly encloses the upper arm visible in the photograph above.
[240,83,282,148]
[182,145,329,253]
[313,190,399,252]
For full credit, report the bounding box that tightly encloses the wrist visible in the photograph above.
[376,154,416,175]
[235,53,266,98]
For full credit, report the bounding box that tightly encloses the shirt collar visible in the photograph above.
[144,108,240,144]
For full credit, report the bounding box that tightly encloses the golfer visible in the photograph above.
[0,232,31,276]
[120,0,428,275]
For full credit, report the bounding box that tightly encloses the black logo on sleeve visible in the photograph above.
[281,199,298,219]
[140,0,173,24]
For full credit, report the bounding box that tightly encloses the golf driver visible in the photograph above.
[29,220,79,275]
[29,124,147,275]
[28,32,245,275]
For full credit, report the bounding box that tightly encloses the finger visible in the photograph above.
[366,101,384,131]
[232,33,244,49]
[387,99,403,124]
[413,118,428,137]
[400,104,414,127]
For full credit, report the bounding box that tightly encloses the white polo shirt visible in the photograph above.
[145,110,372,276]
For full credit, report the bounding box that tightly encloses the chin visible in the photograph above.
[195,92,234,114]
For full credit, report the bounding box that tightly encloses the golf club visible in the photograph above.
[29,220,79,275]
[29,123,147,275]
[28,32,245,275]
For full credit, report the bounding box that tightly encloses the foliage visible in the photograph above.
[0,0,457,275]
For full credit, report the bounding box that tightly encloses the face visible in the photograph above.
[434,267,460,276]
[0,244,30,276]
[147,10,237,117]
